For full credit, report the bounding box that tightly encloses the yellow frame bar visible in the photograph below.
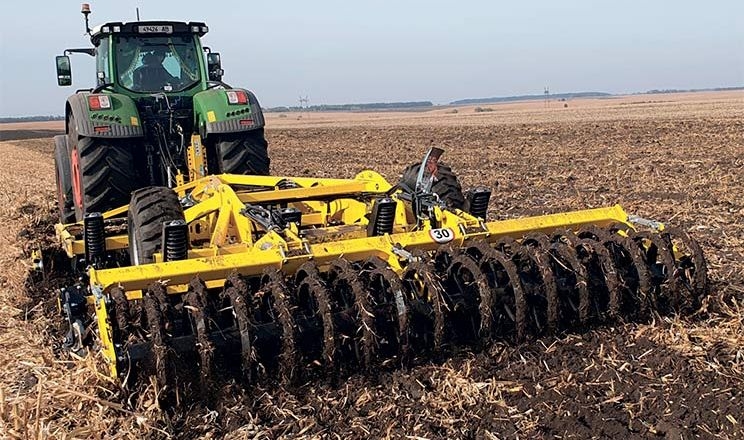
[89,204,629,296]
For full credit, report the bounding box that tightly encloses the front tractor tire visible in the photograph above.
[68,116,139,221]
[127,187,185,265]
[213,128,270,175]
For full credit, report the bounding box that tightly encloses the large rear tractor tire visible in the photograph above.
[68,115,139,221]
[213,128,270,175]
[399,162,466,209]
[127,187,185,265]
[53,135,76,224]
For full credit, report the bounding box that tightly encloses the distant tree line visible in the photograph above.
[265,101,433,112]
[451,92,611,106]
[0,115,64,123]
[644,86,744,94]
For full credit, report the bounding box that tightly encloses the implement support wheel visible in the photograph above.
[127,187,185,265]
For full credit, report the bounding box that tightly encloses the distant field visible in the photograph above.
[264,90,744,128]
[0,89,742,438]
[2,90,741,140]
[0,120,64,141]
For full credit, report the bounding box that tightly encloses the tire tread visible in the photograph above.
[127,187,185,265]
[214,129,270,175]
[399,162,466,209]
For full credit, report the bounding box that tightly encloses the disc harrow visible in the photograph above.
[326,259,375,372]
[98,224,707,401]
[49,149,708,406]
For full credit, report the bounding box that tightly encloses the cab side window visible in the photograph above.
[96,40,110,85]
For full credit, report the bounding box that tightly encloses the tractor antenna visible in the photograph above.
[136,7,140,21]
[81,3,92,35]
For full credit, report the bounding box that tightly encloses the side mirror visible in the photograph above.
[56,55,72,86]
[207,52,223,81]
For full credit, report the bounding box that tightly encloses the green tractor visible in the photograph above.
[54,4,269,223]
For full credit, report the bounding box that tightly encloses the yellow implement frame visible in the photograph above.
[56,171,630,299]
[56,171,631,379]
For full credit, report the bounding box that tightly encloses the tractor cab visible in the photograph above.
[90,21,215,94]
[57,21,223,95]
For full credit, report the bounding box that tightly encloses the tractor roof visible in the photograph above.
[90,21,208,44]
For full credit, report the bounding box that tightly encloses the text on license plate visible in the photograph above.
[138,25,173,34]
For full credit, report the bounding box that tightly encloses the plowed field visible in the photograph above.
[1,91,742,439]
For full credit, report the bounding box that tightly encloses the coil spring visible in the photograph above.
[467,188,491,220]
[368,198,396,236]
[163,220,189,261]
[83,212,105,265]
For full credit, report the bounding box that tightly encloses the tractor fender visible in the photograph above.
[193,88,265,138]
[65,92,144,138]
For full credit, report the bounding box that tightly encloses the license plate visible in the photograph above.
[138,25,173,34]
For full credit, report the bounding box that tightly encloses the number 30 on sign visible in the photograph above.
[429,227,454,243]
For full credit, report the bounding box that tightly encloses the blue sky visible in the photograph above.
[0,0,742,116]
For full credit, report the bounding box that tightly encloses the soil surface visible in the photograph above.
[0,91,742,439]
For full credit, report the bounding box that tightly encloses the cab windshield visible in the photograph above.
[115,35,201,93]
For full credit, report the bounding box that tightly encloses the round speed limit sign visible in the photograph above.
[429,227,454,244]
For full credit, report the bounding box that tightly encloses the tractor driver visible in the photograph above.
[133,47,176,91]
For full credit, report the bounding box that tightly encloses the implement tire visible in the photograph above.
[127,187,185,265]
[400,162,466,209]
[213,128,270,175]
[68,115,139,220]
[54,135,76,224]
